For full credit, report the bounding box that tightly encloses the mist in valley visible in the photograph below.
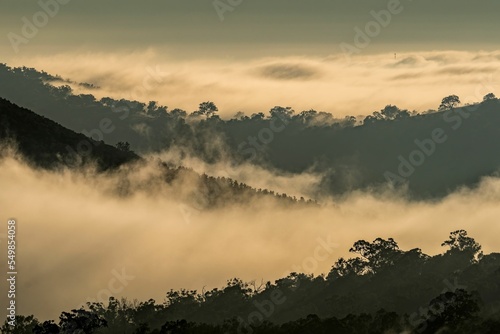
[1,148,500,320]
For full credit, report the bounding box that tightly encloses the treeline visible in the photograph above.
[0,64,358,161]
[3,230,499,333]
[3,64,500,199]
[0,97,139,170]
[0,98,311,208]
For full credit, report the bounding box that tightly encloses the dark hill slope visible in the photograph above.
[243,100,500,198]
[0,97,139,169]
[0,97,310,208]
[4,63,500,198]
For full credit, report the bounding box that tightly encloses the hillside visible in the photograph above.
[0,97,309,208]
[2,64,500,198]
[3,231,500,333]
[0,97,139,170]
[224,100,500,198]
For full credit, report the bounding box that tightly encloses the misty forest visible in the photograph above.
[1,62,500,334]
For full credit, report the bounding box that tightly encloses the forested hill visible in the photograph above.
[0,97,139,169]
[0,98,309,208]
[3,230,500,333]
[2,63,500,198]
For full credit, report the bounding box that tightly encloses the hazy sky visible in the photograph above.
[1,0,500,59]
[1,1,499,116]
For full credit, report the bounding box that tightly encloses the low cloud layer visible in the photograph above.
[257,63,321,81]
[3,50,500,118]
[151,149,324,200]
[1,153,500,320]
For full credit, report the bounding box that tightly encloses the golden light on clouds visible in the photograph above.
[1,152,500,320]
[5,50,499,118]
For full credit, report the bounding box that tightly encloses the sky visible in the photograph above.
[1,0,500,58]
[1,1,500,116]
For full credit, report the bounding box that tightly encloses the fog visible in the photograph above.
[1,151,500,320]
[4,50,500,118]
[151,149,325,200]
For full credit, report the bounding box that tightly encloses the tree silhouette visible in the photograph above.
[439,95,461,110]
[328,257,369,278]
[424,289,481,333]
[328,238,404,279]
[0,315,40,334]
[2,230,500,333]
[349,237,402,273]
[363,105,410,124]
[441,230,483,262]
[5,62,500,199]
[250,112,265,120]
[59,308,107,334]
[116,141,131,152]
[33,320,60,334]
[379,105,410,120]
[483,93,496,101]
[269,106,294,120]
[170,108,187,118]
[197,101,218,118]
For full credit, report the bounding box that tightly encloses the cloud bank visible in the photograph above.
[3,50,499,118]
[1,152,500,320]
